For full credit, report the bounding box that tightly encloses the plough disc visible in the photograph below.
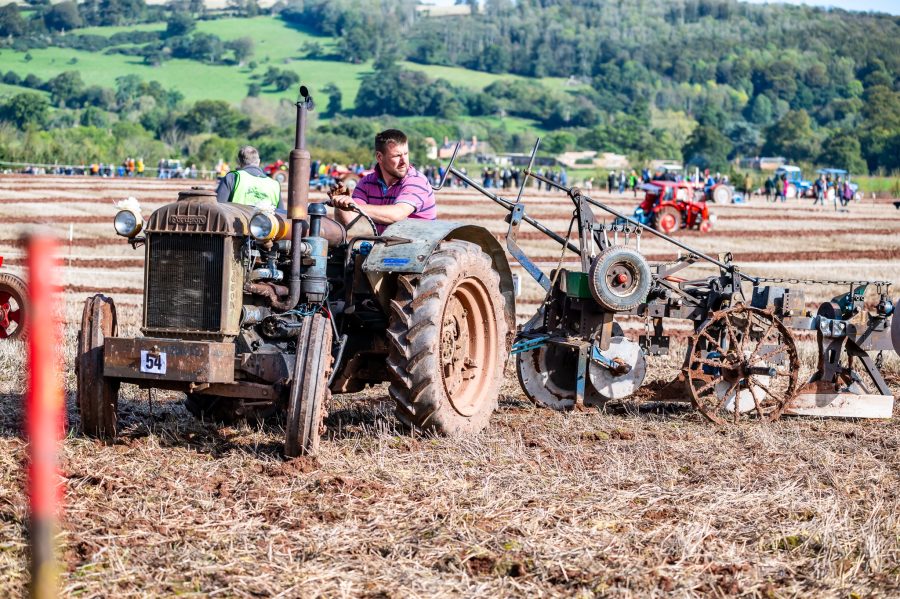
[516,342,578,411]
[588,336,646,400]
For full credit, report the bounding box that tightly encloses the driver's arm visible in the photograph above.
[333,195,413,225]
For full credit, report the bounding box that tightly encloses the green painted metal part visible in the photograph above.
[565,270,593,299]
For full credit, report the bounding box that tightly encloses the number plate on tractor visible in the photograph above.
[103,337,235,383]
[140,350,167,374]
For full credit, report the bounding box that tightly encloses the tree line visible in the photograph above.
[283,0,900,173]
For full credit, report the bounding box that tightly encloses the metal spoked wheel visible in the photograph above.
[684,304,799,424]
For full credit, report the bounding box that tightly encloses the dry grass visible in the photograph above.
[1,176,899,597]
[1,336,898,597]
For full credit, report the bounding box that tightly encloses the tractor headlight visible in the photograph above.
[250,212,278,241]
[114,208,142,237]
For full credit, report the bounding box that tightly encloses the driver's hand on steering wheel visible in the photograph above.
[331,195,358,211]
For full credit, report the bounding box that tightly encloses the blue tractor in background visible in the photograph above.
[774,165,812,198]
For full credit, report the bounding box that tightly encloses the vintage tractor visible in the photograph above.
[75,86,515,456]
[263,159,289,183]
[0,255,28,340]
[774,165,812,199]
[439,139,899,423]
[630,181,712,234]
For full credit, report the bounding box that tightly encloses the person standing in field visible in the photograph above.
[813,174,825,206]
[215,145,282,210]
[742,173,753,201]
[331,129,436,234]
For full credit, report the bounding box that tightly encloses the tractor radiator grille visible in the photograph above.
[146,234,224,332]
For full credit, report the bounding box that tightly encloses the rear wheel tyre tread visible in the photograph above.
[387,240,507,436]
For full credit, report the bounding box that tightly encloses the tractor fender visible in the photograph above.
[362,219,515,335]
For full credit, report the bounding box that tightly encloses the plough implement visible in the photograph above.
[438,140,899,423]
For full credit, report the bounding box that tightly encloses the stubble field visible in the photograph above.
[1,174,899,597]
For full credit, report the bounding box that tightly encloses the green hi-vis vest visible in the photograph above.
[229,170,281,209]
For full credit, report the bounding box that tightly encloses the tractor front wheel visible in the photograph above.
[655,206,682,234]
[285,313,333,457]
[387,240,507,436]
[76,295,120,439]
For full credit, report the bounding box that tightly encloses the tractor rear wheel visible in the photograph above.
[285,313,333,457]
[76,295,120,439]
[654,206,682,234]
[0,272,28,340]
[712,185,733,204]
[387,240,507,436]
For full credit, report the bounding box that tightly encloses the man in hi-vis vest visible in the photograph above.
[216,146,282,210]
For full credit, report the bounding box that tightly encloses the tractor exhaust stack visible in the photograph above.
[273,85,313,311]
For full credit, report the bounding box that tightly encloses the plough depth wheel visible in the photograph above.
[588,246,651,312]
[684,304,799,424]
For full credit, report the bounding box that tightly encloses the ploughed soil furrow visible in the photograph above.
[4,256,144,268]
[66,284,142,294]
[0,196,173,205]
[4,211,894,243]
[516,209,900,222]
[491,227,899,241]
[8,237,120,248]
[523,247,900,264]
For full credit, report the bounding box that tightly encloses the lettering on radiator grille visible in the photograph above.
[168,215,208,226]
[146,234,224,332]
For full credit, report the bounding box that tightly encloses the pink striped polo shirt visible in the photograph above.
[352,164,436,233]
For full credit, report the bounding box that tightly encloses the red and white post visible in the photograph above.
[26,234,62,599]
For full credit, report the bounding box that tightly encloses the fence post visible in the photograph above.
[26,234,62,599]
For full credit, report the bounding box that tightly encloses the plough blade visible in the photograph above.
[787,383,894,419]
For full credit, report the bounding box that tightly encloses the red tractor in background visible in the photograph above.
[264,160,370,191]
[263,159,289,183]
[0,256,28,340]
[632,180,712,234]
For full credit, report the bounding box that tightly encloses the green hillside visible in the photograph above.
[0,16,568,107]
[1,0,898,176]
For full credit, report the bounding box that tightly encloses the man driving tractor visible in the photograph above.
[331,129,436,233]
